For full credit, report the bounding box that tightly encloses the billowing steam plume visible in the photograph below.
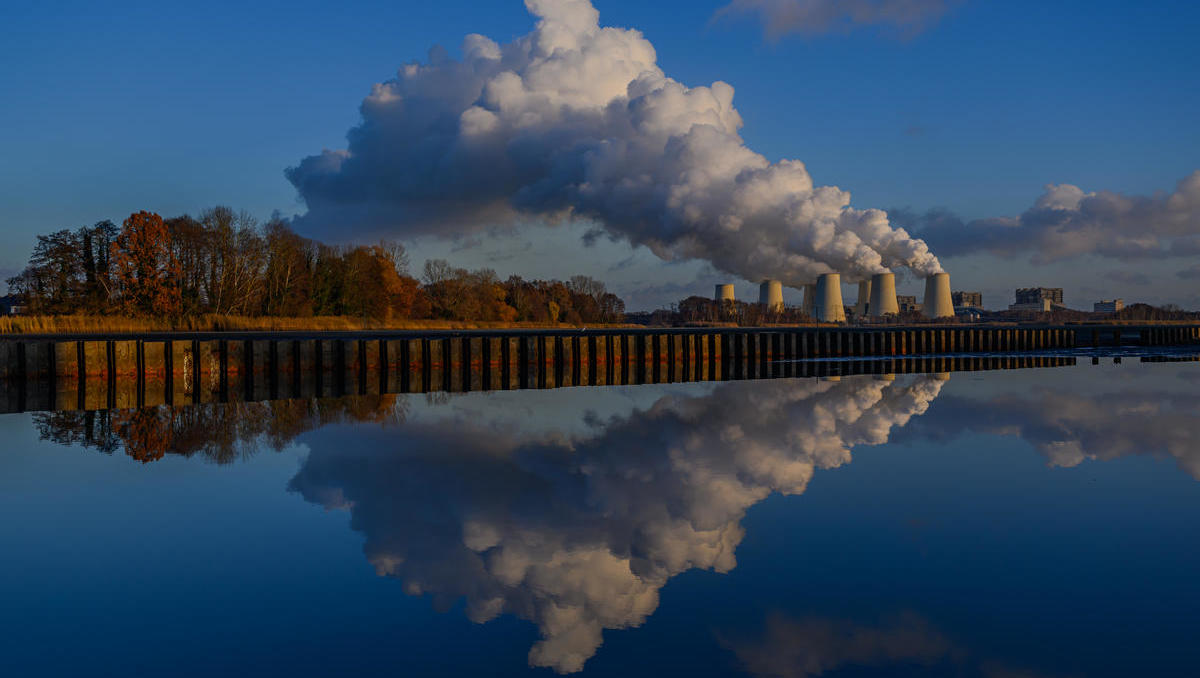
[287,0,943,285]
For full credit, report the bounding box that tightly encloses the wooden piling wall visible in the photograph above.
[0,323,1197,412]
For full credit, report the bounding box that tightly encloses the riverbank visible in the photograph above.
[0,315,641,335]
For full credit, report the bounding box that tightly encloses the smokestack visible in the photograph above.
[868,272,900,316]
[802,283,816,317]
[815,273,846,323]
[923,273,954,319]
[759,280,783,312]
[855,280,872,317]
[715,284,735,302]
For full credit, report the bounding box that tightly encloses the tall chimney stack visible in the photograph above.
[802,283,816,317]
[869,272,900,316]
[923,273,954,319]
[815,273,846,323]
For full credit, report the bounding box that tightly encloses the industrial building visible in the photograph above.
[1094,299,1125,313]
[0,296,21,316]
[1009,299,1052,312]
[897,296,921,314]
[714,284,735,303]
[952,291,983,309]
[1015,287,1064,307]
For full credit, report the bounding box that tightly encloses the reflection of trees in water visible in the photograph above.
[33,395,410,464]
[289,375,946,673]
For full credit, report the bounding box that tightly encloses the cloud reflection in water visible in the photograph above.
[288,375,946,672]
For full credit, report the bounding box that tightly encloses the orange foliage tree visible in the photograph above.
[111,211,183,317]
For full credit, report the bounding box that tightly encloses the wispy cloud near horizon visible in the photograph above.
[716,0,960,40]
[890,170,1200,265]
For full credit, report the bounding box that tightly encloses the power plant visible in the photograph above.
[868,272,900,317]
[814,273,846,323]
[855,280,872,316]
[802,283,816,317]
[708,269,949,323]
[923,272,954,319]
[759,280,784,312]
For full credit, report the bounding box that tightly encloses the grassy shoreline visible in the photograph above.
[2,315,1197,336]
[0,315,640,335]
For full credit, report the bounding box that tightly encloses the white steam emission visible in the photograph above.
[287,0,943,285]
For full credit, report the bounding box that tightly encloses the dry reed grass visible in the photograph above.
[0,315,637,335]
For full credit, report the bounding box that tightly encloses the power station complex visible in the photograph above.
[736,272,955,322]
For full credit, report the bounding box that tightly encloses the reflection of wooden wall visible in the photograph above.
[2,325,1200,412]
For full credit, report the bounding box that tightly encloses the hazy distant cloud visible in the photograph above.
[901,385,1200,479]
[717,0,960,40]
[450,235,485,252]
[1176,264,1200,280]
[484,240,534,263]
[607,255,639,272]
[891,170,1200,265]
[724,613,952,677]
[724,612,1076,678]
[1105,270,1150,286]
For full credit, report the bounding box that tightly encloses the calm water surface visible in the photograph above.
[2,356,1199,677]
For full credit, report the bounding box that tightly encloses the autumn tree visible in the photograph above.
[111,211,182,317]
[262,217,314,316]
[12,208,629,324]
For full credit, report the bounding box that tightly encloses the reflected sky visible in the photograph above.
[2,359,1199,677]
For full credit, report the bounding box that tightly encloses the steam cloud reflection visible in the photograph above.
[288,375,945,672]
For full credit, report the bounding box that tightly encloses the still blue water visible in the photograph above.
[2,357,1198,677]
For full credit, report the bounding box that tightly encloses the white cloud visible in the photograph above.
[287,0,943,286]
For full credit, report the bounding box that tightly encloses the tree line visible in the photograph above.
[35,395,408,464]
[6,208,626,324]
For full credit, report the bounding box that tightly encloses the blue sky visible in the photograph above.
[2,0,1198,309]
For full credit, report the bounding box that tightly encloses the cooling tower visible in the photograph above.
[715,284,735,302]
[801,283,816,317]
[922,272,954,319]
[855,280,872,316]
[759,280,784,312]
[814,273,846,323]
[868,272,900,317]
